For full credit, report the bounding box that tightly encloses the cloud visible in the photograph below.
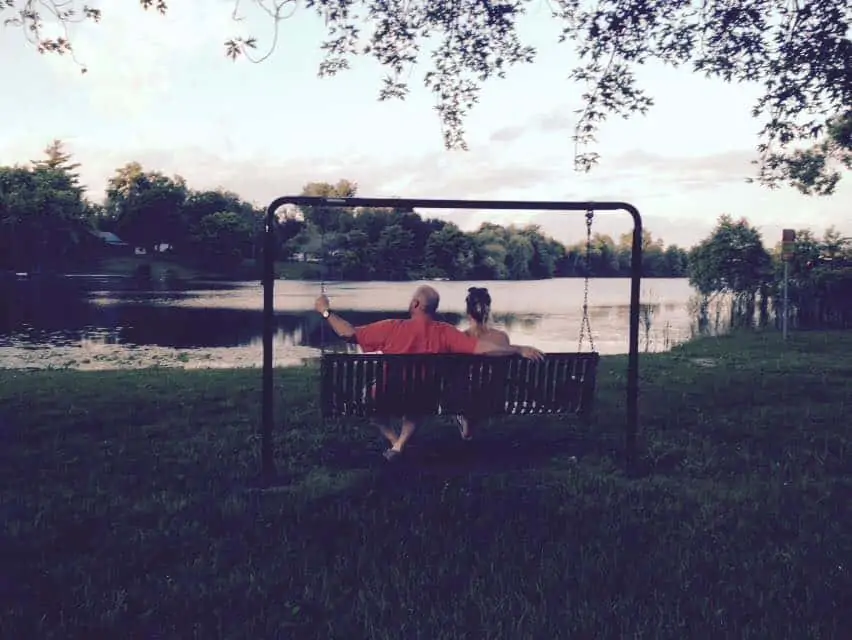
[38,139,850,249]
[489,126,525,143]
[76,145,565,206]
[38,2,236,117]
[490,108,578,143]
[600,149,759,189]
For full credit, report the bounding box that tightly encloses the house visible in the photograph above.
[94,231,128,247]
[134,243,173,255]
[87,229,131,255]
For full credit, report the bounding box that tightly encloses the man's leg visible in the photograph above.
[384,416,417,460]
[374,419,399,447]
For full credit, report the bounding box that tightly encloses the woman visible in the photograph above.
[455,287,510,440]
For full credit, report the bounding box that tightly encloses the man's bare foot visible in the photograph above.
[383,448,402,461]
[456,415,473,441]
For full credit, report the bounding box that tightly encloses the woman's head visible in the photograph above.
[465,287,492,324]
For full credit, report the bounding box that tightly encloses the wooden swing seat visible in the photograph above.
[320,352,599,419]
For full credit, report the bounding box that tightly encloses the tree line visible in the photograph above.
[282,181,689,281]
[1,141,693,280]
[0,141,265,274]
[687,216,852,331]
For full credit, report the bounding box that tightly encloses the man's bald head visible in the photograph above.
[409,285,440,316]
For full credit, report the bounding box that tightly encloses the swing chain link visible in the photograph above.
[319,229,327,354]
[578,208,596,353]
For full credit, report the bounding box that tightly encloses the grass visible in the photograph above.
[1,331,850,639]
[91,256,214,281]
[275,260,323,280]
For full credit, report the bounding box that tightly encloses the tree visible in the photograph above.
[298,180,358,234]
[7,1,851,194]
[183,189,261,259]
[470,223,511,279]
[104,162,188,252]
[770,227,852,330]
[663,245,689,278]
[588,233,619,276]
[754,110,852,196]
[327,229,372,280]
[424,223,474,279]
[519,225,563,279]
[374,224,415,280]
[617,229,670,277]
[0,164,90,270]
[191,211,255,269]
[505,233,534,280]
[688,215,772,329]
[31,139,81,186]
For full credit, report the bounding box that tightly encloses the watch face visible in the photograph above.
[323,310,330,318]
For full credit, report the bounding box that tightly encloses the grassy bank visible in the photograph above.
[84,256,227,281]
[1,332,850,638]
[79,255,319,281]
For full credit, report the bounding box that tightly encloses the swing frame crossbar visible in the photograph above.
[261,197,643,481]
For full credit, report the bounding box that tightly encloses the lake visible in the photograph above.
[0,275,698,370]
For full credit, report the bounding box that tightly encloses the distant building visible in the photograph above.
[291,252,320,263]
[93,231,128,247]
[134,243,173,255]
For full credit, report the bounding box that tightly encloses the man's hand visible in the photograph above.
[519,345,545,361]
[314,294,330,315]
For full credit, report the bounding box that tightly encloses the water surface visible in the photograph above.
[0,276,696,370]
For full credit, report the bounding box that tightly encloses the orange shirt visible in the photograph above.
[354,316,479,354]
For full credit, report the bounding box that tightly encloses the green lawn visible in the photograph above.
[1,332,850,638]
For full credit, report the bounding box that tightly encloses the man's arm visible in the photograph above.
[316,306,396,351]
[314,294,389,347]
[352,319,398,352]
[441,325,544,360]
[325,312,357,340]
[474,340,543,360]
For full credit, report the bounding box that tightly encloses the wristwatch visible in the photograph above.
[321,309,331,319]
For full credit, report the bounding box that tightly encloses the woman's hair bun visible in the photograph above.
[465,287,492,322]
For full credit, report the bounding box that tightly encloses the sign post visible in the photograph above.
[781,229,796,340]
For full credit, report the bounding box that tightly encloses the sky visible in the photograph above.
[1,0,850,250]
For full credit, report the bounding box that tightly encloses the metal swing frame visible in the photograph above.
[260,197,643,481]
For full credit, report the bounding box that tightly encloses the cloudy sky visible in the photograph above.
[2,0,849,249]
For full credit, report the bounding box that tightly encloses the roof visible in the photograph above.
[94,231,128,246]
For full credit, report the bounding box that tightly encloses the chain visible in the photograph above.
[578,208,596,353]
[319,231,327,354]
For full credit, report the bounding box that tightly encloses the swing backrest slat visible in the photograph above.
[320,352,599,418]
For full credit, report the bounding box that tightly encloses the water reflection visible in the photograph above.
[1,275,697,369]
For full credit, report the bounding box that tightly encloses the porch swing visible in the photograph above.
[317,209,601,420]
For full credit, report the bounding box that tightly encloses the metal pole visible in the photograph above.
[261,203,276,482]
[782,260,789,340]
[625,206,643,475]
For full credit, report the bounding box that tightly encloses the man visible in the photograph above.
[314,285,544,460]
